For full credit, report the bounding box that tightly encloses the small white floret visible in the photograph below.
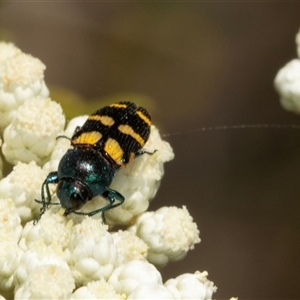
[164,271,217,300]
[2,97,65,165]
[274,29,300,114]
[127,283,175,299]
[111,230,148,266]
[14,264,75,300]
[0,161,48,223]
[67,217,117,286]
[70,279,126,300]
[274,59,300,113]
[296,28,300,58]
[14,240,70,289]
[130,206,200,267]
[0,239,23,295]
[19,209,72,251]
[0,42,20,63]
[0,198,22,242]
[0,50,49,131]
[108,260,162,296]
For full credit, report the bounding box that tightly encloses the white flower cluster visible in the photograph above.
[275,28,300,113]
[0,42,49,132]
[0,41,235,299]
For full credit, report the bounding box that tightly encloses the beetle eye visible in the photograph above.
[69,184,91,209]
[57,180,92,212]
[67,190,85,211]
[70,191,82,202]
[70,191,81,200]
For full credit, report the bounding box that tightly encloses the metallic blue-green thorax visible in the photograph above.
[34,147,125,224]
[57,148,117,197]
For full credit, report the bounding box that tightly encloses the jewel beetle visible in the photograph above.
[34,101,153,223]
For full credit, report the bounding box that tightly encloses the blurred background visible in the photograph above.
[1,2,300,299]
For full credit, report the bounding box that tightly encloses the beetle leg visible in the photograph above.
[71,188,125,223]
[135,149,157,158]
[34,171,59,224]
[92,189,125,222]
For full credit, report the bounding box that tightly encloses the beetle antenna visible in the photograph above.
[56,135,71,140]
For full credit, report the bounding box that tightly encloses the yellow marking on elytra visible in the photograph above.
[72,131,102,145]
[136,110,151,126]
[104,138,124,165]
[118,124,145,146]
[89,115,115,126]
[110,103,127,109]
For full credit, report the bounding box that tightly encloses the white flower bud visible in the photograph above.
[0,199,23,294]
[274,29,300,114]
[296,28,300,58]
[127,283,175,299]
[0,42,20,63]
[108,260,162,296]
[14,240,69,289]
[70,279,126,300]
[274,59,300,113]
[0,198,22,242]
[130,206,200,267]
[0,161,48,223]
[19,210,72,251]
[164,271,217,300]
[67,217,117,286]
[111,230,148,266]
[14,264,75,300]
[0,50,49,131]
[0,240,23,294]
[2,97,65,165]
